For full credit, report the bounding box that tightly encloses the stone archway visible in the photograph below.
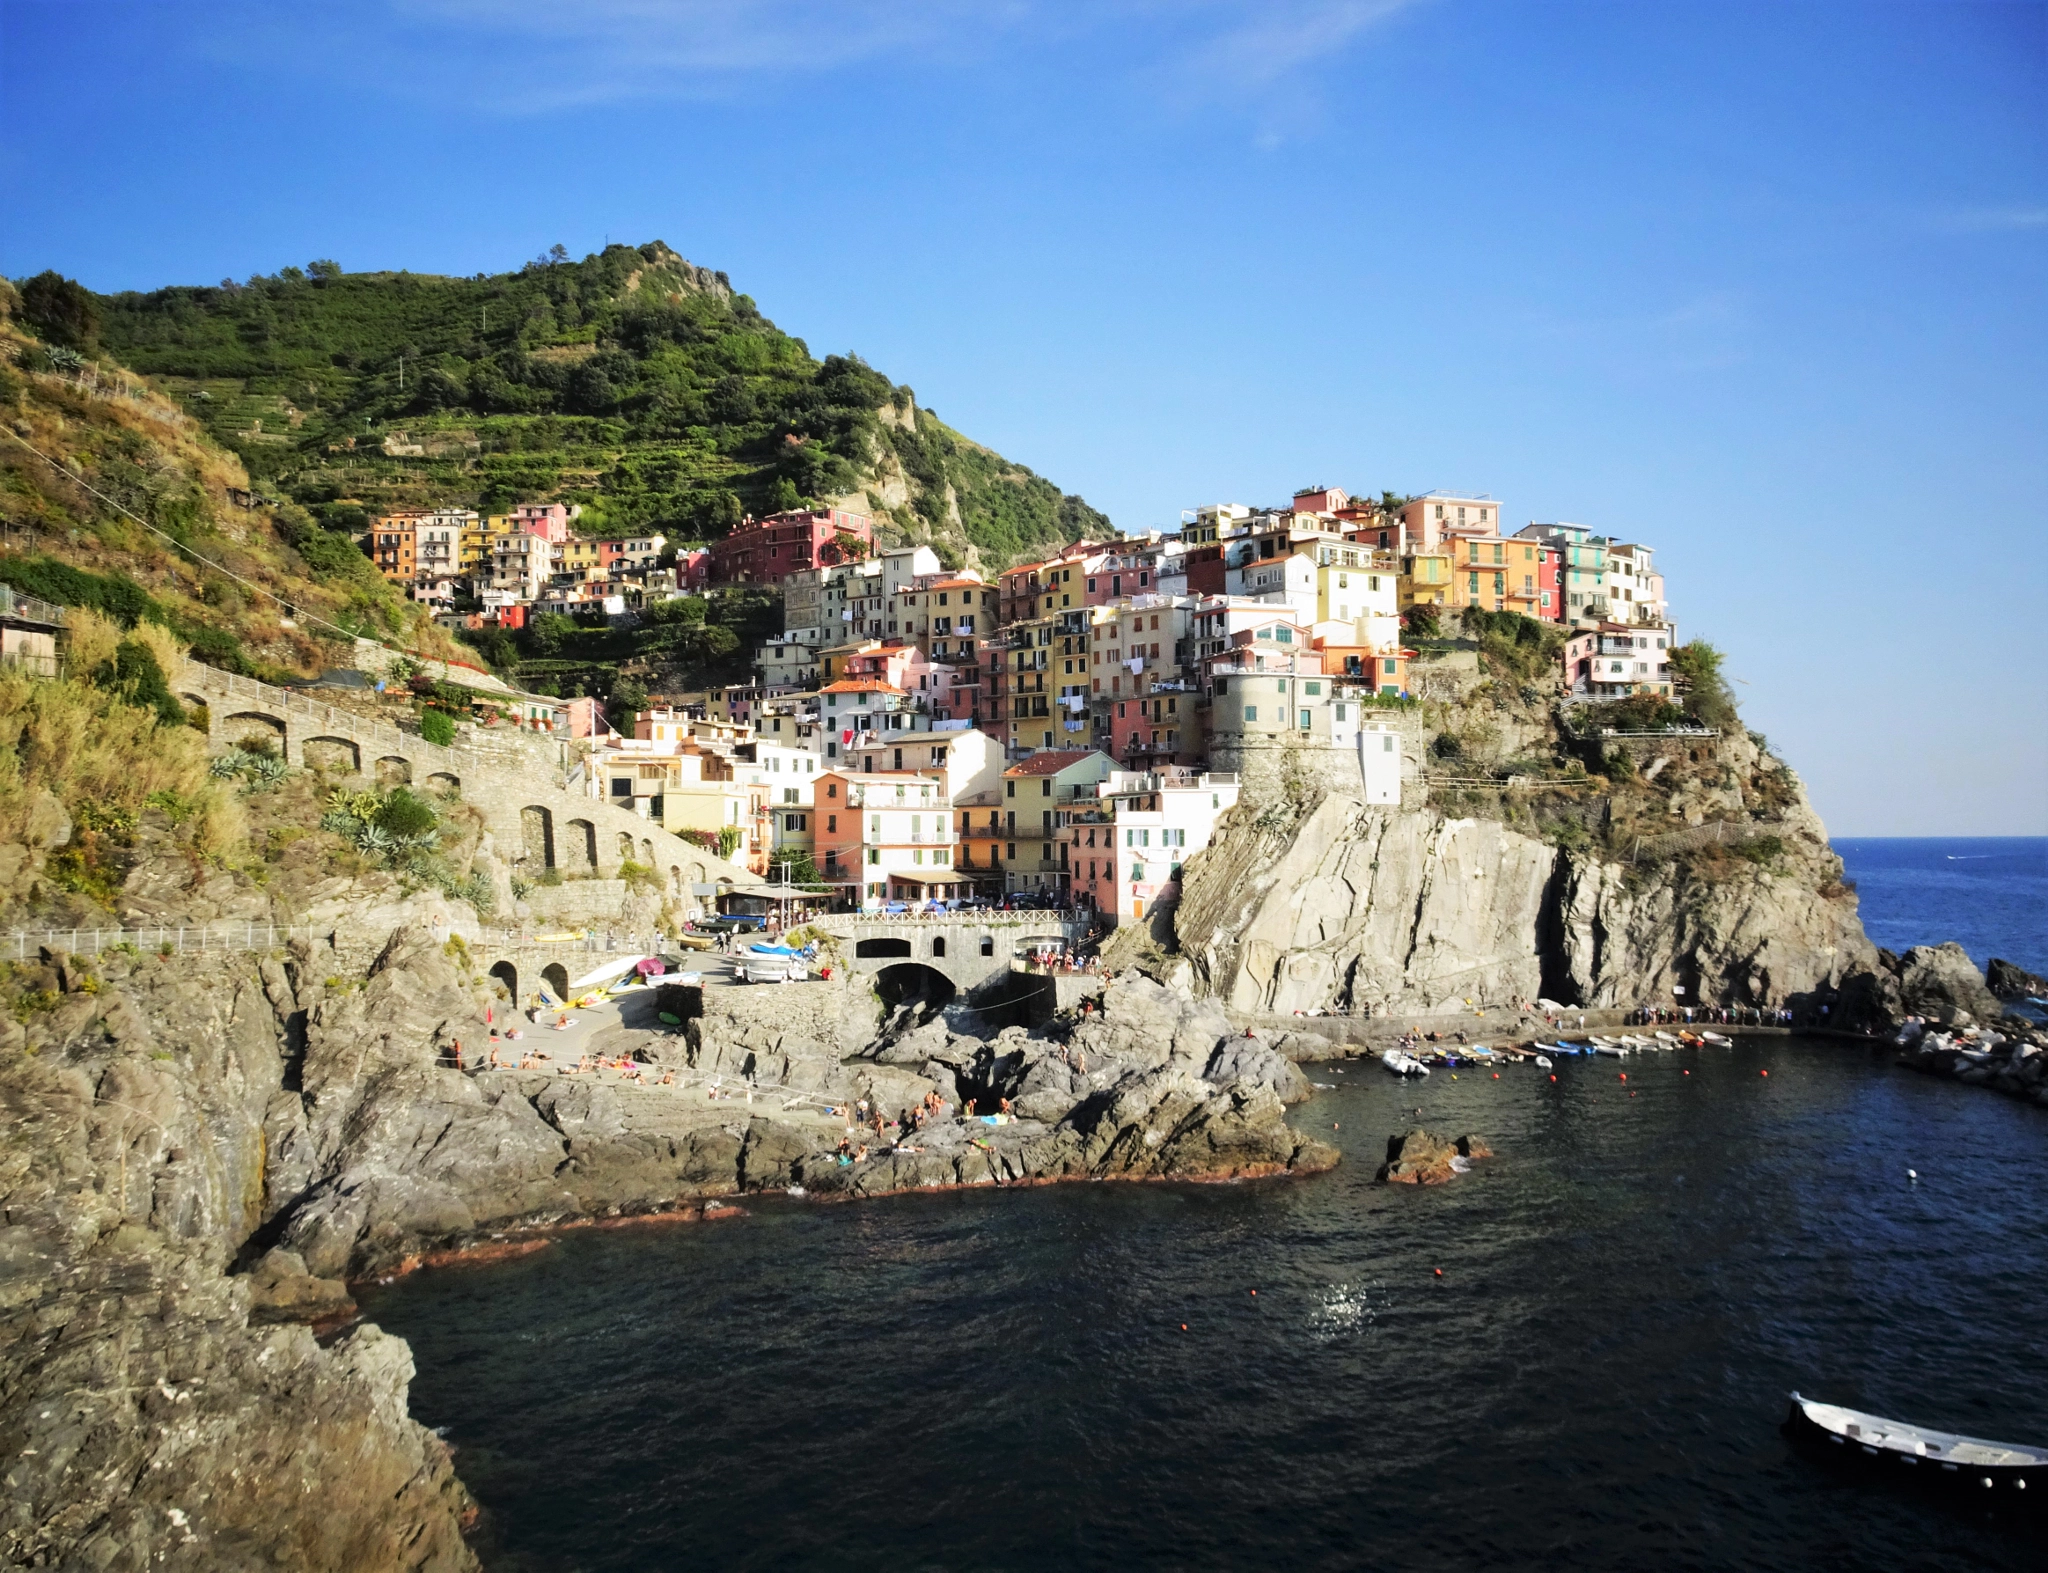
[223,711,286,755]
[375,755,413,788]
[522,806,555,868]
[425,772,461,797]
[488,960,518,1001]
[875,962,955,1008]
[617,832,636,864]
[302,735,362,773]
[855,936,913,959]
[563,818,598,874]
[541,962,571,1000]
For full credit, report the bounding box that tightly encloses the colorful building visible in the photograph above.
[708,508,873,585]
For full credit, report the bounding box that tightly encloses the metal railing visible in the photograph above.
[1630,820,1767,863]
[0,585,67,626]
[8,924,326,960]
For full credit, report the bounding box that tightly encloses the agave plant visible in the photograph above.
[353,824,395,854]
[209,754,246,779]
[246,754,289,785]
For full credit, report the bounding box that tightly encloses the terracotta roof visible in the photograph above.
[929,577,989,590]
[819,678,904,694]
[1005,749,1107,777]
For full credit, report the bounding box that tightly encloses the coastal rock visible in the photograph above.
[1894,943,2002,1027]
[1170,730,1873,1018]
[1987,958,2048,1001]
[1376,1128,1492,1185]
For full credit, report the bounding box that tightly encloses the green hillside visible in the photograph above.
[90,242,1109,567]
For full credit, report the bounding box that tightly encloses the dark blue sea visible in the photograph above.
[357,840,2048,1572]
[1833,837,2047,976]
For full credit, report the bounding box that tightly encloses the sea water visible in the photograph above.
[357,843,2048,1572]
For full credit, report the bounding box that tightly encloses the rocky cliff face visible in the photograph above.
[0,941,478,1571]
[1169,729,1875,1017]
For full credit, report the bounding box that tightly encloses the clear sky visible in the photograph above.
[2,1,2043,835]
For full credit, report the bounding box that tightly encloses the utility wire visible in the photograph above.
[1,424,399,655]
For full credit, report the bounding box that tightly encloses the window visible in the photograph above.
[827,813,837,832]
[1006,779,1015,797]
[1299,710,1312,730]
[1130,864,1145,882]
[1304,681,1321,695]
[866,848,880,864]
[1244,704,1258,722]
[1335,703,1346,721]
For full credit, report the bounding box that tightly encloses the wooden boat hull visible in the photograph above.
[1783,1395,2046,1513]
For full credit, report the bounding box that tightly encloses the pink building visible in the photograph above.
[507,504,573,544]
[709,508,873,585]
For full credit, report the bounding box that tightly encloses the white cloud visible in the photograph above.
[1933,205,2048,233]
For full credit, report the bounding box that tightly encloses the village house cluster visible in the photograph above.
[362,501,712,629]
[380,487,1677,922]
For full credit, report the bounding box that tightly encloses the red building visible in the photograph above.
[708,509,873,585]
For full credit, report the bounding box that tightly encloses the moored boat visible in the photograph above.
[1382,1050,1430,1077]
[1783,1393,2046,1510]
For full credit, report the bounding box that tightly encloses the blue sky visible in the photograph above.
[3,0,2043,834]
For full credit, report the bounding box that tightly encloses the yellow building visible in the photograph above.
[1398,552,1454,611]
[560,538,605,580]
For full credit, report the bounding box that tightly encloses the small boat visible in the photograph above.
[1593,1043,1627,1058]
[1654,1031,1679,1043]
[1533,1054,1553,1069]
[1551,1041,1594,1056]
[1783,1393,2046,1508]
[1701,1031,1732,1045]
[1382,1050,1430,1077]
[674,931,715,951]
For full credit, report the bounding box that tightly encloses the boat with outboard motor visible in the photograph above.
[1381,1049,1430,1077]
[1783,1392,2045,1509]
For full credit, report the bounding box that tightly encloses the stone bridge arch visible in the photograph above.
[488,960,517,1001]
[875,961,955,1008]
[855,936,913,959]
[425,772,461,797]
[222,711,286,751]
[302,735,362,773]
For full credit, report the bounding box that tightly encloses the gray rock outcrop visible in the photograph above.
[1172,789,1871,1016]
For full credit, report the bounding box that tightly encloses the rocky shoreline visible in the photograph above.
[0,918,1339,1571]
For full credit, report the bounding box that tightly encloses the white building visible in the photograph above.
[1067,769,1242,926]
[1354,722,1402,805]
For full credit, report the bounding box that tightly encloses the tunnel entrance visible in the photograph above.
[488,960,518,1002]
[541,962,571,1001]
[875,962,956,1009]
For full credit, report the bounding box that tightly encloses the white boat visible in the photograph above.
[1655,1031,1680,1043]
[1593,1043,1627,1058]
[1533,1054,1553,1069]
[1382,1050,1430,1077]
[1701,1031,1733,1045]
[1783,1392,2047,1505]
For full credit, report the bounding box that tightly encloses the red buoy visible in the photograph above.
[1549,1074,1557,1082]
[1761,1069,1769,1077]
[1434,1268,1443,1277]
